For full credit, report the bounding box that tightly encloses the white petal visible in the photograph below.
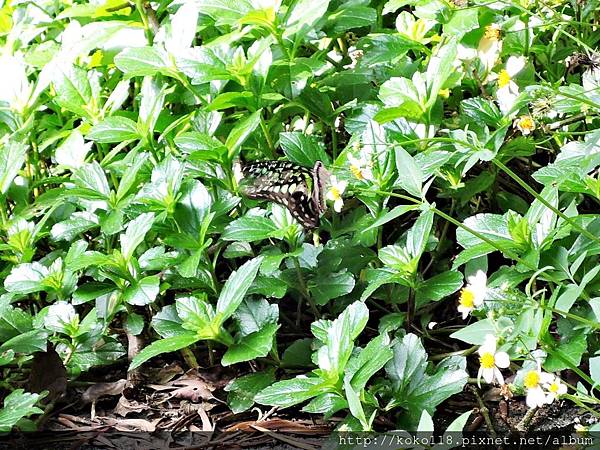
[326,191,336,201]
[506,56,526,76]
[482,368,494,384]
[526,387,546,409]
[334,198,344,212]
[477,367,484,387]
[468,270,487,288]
[539,372,554,384]
[481,334,497,353]
[457,305,471,319]
[337,180,348,193]
[557,384,568,395]
[494,351,510,368]
[494,367,505,385]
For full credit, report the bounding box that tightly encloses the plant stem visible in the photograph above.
[293,257,320,319]
[259,114,275,158]
[134,0,154,45]
[181,347,199,369]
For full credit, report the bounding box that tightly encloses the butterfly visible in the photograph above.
[239,160,330,229]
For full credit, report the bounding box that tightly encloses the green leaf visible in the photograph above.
[416,271,463,305]
[225,110,262,156]
[151,305,185,338]
[129,332,199,371]
[52,64,94,118]
[326,6,377,34]
[394,147,423,197]
[225,371,276,413]
[125,313,145,336]
[4,262,49,294]
[120,212,155,261]
[444,8,479,36]
[175,132,227,162]
[450,318,496,345]
[215,257,262,326]
[176,295,215,335]
[309,270,355,305]
[280,132,330,167]
[87,116,140,143]
[385,335,468,426]
[233,297,278,336]
[346,334,394,391]
[50,211,99,241]
[72,161,110,197]
[0,390,44,432]
[222,216,278,242]
[222,323,278,366]
[255,376,323,408]
[114,46,172,77]
[283,0,330,39]
[0,141,27,195]
[123,275,160,306]
[0,330,48,353]
[425,39,457,107]
[406,208,434,259]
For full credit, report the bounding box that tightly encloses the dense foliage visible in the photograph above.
[1,0,600,434]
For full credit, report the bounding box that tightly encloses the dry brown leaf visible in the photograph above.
[226,419,330,434]
[28,343,68,402]
[169,379,215,402]
[82,379,127,404]
[113,395,149,417]
[102,417,160,432]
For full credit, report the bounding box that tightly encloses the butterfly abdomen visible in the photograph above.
[238,160,328,229]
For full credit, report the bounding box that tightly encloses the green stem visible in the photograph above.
[493,159,600,246]
[293,257,320,318]
[134,0,154,45]
[259,114,275,158]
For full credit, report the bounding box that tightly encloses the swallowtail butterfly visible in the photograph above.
[239,160,330,229]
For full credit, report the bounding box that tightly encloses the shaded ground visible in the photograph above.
[2,351,598,450]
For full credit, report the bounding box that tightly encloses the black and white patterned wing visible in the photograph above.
[239,160,323,229]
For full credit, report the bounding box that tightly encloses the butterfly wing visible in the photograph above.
[239,160,322,229]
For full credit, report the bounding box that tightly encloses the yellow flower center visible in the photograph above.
[549,382,559,393]
[439,88,450,99]
[459,288,475,308]
[498,69,511,88]
[517,116,535,131]
[330,187,341,200]
[524,370,540,389]
[479,352,495,369]
[484,25,501,41]
[350,164,364,180]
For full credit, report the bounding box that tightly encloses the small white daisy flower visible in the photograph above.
[457,270,487,320]
[478,24,502,71]
[477,334,510,386]
[514,115,536,135]
[523,366,554,409]
[347,154,374,181]
[543,374,568,404]
[326,176,347,213]
[493,56,526,114]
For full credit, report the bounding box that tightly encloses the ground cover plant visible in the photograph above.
[1,0,600,443]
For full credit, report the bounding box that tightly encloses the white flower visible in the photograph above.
[523,366,554,409]
[514,115,536,135]
[543,374,568,404]
[347,154,373,181]
[457,270,487,319]
[477,334,510,386]
[493,56,526,114]
[478,24,502,71]
[326,176,347,213]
